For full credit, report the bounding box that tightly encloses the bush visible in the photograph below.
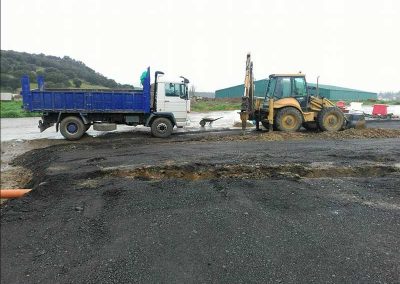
[0,101,39,118]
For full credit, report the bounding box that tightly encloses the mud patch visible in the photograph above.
[107,163,399,181]
[0,166,32,189]
[233,121,254,128]
[196,128,400,143]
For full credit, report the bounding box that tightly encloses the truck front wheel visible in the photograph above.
[60,116,85,140]
[151,117,173,138]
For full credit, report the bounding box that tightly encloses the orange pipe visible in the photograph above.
[0,189,31,199]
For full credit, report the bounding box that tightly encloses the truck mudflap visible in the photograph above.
[38,120,54,132]
[344,113,366,129]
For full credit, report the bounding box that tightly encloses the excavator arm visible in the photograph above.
[240,53,255,131]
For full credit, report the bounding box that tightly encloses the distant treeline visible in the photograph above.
[378,91,400,100]
[0,50,134,92]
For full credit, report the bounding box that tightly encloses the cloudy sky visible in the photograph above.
[2,0,399,92]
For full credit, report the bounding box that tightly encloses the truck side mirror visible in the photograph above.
[180,76,189,84]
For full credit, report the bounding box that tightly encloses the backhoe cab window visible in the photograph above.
[269,78,291,99]
[165,83,187,99]
[293,77,307,97]
[266,77,307,99]
[266,79,277,98]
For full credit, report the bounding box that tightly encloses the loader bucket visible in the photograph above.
[345,113,366,129]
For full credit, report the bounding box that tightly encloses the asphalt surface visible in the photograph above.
[1,135,400,283]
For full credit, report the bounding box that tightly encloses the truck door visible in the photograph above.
[160,82,189,126]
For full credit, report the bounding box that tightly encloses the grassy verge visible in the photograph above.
[191,98,400,113]
[1,101,39,118]
[191,99,241,112]
[359,100,400,105]
[332,99,400,105]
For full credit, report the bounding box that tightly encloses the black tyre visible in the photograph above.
[317,107,345,132]
[302,121,319,131]
[275,107,303,132]
[261,120,269,130]
[200,120,206,127]
[60,116,85,140]
[151,117,173,138]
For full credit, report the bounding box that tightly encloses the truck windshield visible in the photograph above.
[165,83,187,99]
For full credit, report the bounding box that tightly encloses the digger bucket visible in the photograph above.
[345,113,366,129]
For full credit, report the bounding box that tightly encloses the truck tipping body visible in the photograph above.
[21,67,151,115]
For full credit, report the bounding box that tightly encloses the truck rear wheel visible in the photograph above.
[60,116,85,140]
[317,107,344,132]
[275,107,302,132]
[151,117,173,138]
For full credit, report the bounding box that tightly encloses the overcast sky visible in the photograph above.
[2,0,399,92]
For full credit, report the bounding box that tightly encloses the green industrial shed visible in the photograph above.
[215,79,377,101]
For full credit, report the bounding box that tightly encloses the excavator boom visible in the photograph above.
[240,53,254,131]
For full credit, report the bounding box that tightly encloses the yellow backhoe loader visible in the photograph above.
[240,54,365,132]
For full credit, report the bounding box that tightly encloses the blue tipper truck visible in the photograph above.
[21,68,191,140]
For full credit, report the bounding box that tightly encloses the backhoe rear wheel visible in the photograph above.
[317,107,345,132]
[275,107,303,132]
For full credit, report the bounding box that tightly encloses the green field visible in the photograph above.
[358,100,400,105]
[191,99,241,112]
[0,101,39,118]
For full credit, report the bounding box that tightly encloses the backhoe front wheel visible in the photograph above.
[317,107,345,132]
[275,107,303,132]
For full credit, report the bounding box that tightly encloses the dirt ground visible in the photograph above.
[1,126,400,283]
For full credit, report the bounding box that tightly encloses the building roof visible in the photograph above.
[307,83,376,93]
[216,79,376,94]
[269,73,305,78]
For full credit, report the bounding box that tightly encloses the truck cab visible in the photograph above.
[153,78,190,127]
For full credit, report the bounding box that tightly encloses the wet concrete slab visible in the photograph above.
[0,111,243,142]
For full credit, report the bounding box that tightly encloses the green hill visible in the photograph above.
[0,50,134,92]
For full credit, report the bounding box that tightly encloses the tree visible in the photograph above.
[0,50,135,91]
[73,78,82,88]
[189,85,196,97]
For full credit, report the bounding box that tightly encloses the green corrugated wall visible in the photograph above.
[216,80,268,98]
[216,79,377,101]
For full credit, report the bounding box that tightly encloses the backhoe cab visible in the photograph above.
[241,54,349,132]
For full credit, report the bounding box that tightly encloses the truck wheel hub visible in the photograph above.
[157,123,167,133]
[67,123,78,133]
